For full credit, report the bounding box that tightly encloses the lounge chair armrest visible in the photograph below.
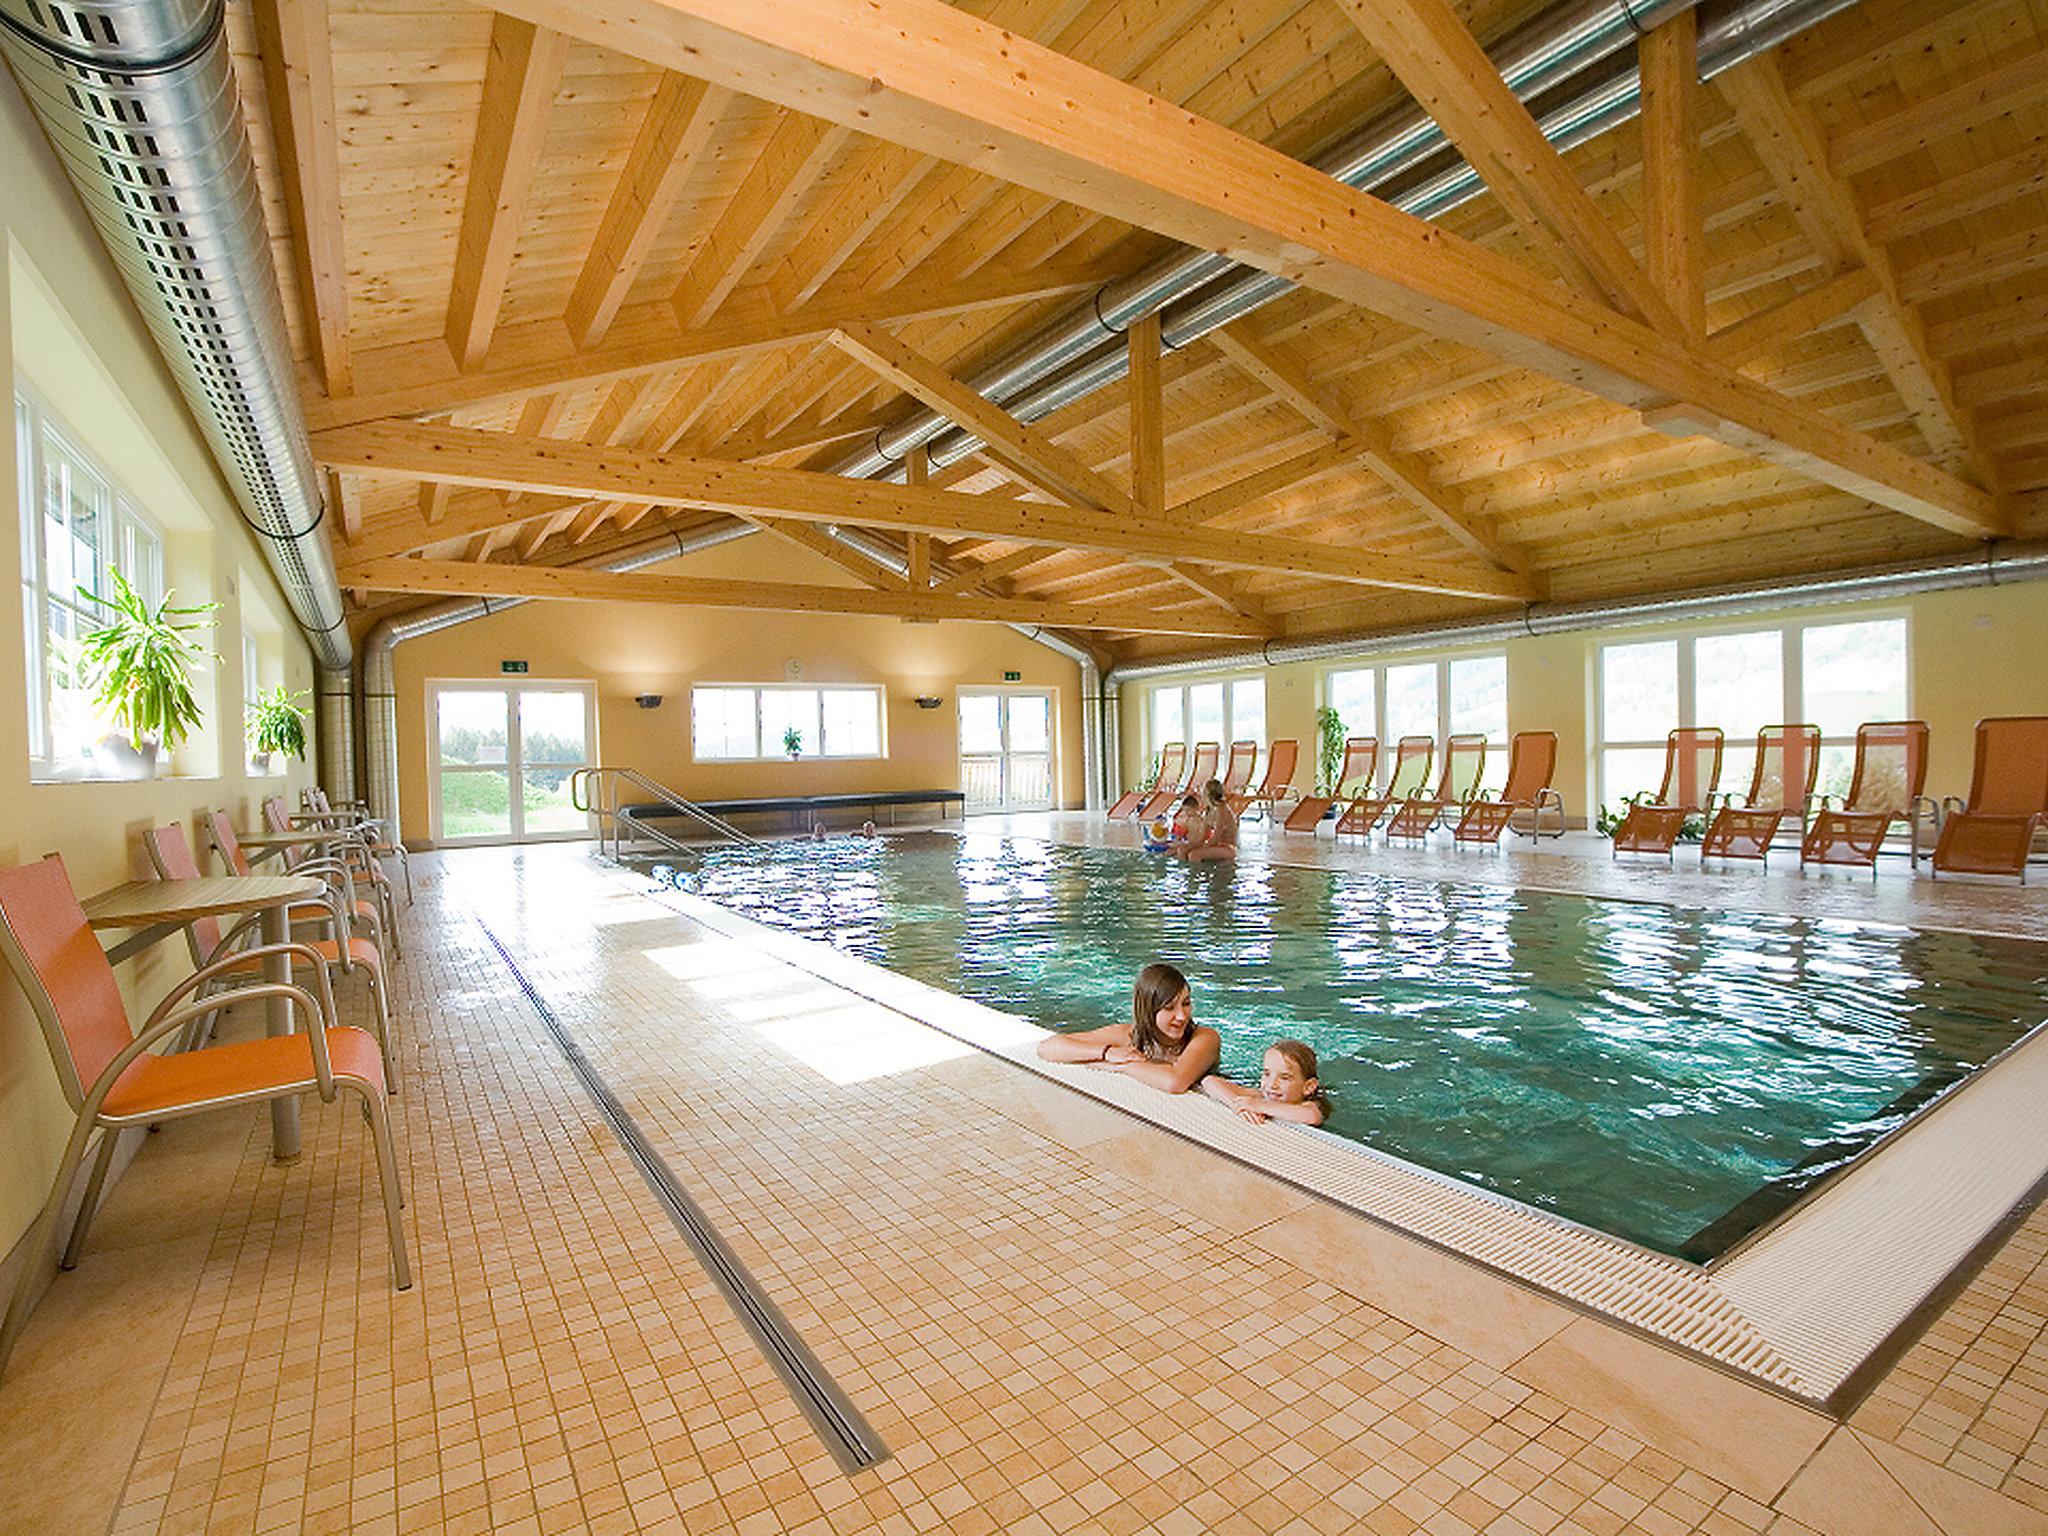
[89,984,337,1114]
[147,942,339,1032]
[1941,795,1967,817]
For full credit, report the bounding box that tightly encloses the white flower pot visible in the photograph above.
[93,733,159,781]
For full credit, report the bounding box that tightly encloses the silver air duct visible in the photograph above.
[830,0,1858,483]
[1106,541,2048,683]
[0,0,356,788]
[359,521,760,832]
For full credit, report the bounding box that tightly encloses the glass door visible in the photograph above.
[958,689,1055,813]
[432,682,596,843]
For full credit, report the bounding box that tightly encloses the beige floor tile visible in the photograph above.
[1087,1127,1315,1238]
[1773,1430,1941,1536]
[922,1054,1136,1151]
[1861,1430,2048,1536]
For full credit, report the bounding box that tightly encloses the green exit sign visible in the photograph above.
[501,660,529,674]
[1003,670,1021,682]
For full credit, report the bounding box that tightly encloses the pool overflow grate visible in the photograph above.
[471,916,890,1475]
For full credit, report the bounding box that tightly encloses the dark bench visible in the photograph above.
[623,789,965,834]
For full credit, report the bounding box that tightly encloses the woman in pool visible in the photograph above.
[1035,962,1220,1094]
[1203,1039,1327,1126]
[1174,778,1237,862]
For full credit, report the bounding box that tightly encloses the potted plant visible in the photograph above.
[1314,705,1345,796]
[77,569,218,780]
[782,725,804,760]
[247,684,311,771]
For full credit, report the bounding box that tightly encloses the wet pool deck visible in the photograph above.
[1,819,2044,1535]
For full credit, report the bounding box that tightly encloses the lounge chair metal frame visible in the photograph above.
[1133,741,1193,821]
[1799,720,1936,876]
[1700,724,1822,866]
[1218,740,1259,801]
[1454,731,1566,846]
[1932,716,2048,884]
[1609,727,1724,862]
[1110,740,1181,819]
[1338,735,1435,838]
[1387,735,1489,840]
[1229,739,1298,820]
[1284,737,1376,833]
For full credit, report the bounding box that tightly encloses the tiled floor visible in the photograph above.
[0,822,2044,1534]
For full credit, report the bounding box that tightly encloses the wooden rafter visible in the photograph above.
[827,324,1134,514]
[308,262,1120,431]
[322,467,360,545]
[1707,267,1881,369]
[1716,52,1997,489]
[1166,564,1278,635]
[566,75,729,350]
[1639,9,1704,339]
[672,113,845,328]
[342,557,1271,638]
[927,545,1056,595]
[754,518,909,587]
[478,0,2002,539]
[446,16,567,371]
[313,421,1536,599]
[251,0,350,396]
[904,446,931,589]
[1128,312,1166,517]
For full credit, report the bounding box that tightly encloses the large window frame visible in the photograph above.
[1322,652,1509,791]
[1145,675,1267,765]
[427,679,598,845]
[1591,613,1911,812]
[16,387,169,779]
[690,682,888,763]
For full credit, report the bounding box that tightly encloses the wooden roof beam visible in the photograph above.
[1715,53,1998,490]
[314,420,1535,599]
[476,0,2001,540]
[445,15,566,371]
[566,75,730,350]
[1166,564,1280,635]
[671,113,845,328]
[342,557,1271,638]
[1333,0,1680,334]
[1639,9,1704,340]
[927,545,1057,595]
[251,0,351,396]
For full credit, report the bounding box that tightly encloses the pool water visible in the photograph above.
[662,832,2048,1260]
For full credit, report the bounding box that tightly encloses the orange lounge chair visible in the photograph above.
[1454,732,1565,845]
[1284,737,1376,832]
[1702,725,1821,865]
[1109,741,1180,819]
[1131,742,1189,820]
[1387,735,1488,840]
[1230,739,1299,819]
[0,856,409,1380]
[1610,727,1723,860]
[1338,735,1435,837]
[1801,721,1935,874]
[1142,740,1218,821]
[1219,740,1258,801]
[1932,716,2048,882]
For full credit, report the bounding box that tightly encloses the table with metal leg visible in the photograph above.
[83,875,325,1161]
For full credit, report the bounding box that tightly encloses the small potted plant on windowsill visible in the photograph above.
[782,725,804,760]
[247,684,311,773]
[79,568,218,781]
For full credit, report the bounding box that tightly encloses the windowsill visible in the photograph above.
[30,767,222,786]
[691,754,890,764]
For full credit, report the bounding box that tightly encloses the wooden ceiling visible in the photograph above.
[240,0,2048,665]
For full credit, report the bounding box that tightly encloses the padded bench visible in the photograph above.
[623,789,966,835]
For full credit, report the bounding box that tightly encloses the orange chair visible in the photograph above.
[1801,721,1935,874]
[1610,728,1723,860]
[144,824,393,1077]
[212,809,397,960]
[1230,739,1298,819]
[1933,717,2048,882]
[0,856,408,1380]
[1284,737,1376,833]
[1338,735,1435,837]
[262,800,401,956]
[1454,732,1565,845]
[1135,742,1193,821]
[1143,740,1219,820]
[1109,742,1180,819]
[1218,740,1258,801]
[1701,725,1822,865]
[300,787,413,905]
[1387,735,1488,840]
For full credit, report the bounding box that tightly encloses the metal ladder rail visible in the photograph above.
[571,767,760,858]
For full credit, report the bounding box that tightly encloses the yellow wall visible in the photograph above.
[0,68,319,1267]
[386,535,1086,843]
[1117,579,2048,822]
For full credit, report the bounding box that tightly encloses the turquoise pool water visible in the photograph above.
[661,832,2048,1260]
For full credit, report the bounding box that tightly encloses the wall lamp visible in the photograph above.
[914,695,943,710]
[635,693,663,709]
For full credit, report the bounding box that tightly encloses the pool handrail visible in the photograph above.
[571,767,761,859]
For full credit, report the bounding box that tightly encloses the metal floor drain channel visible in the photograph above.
[473,916,889,1474]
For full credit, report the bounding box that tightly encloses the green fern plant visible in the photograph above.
[247,684,311,761]
[76,569,218,751]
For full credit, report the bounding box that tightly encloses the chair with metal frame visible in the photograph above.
[299,787,413,905]
[1932,716,2048,883]
[257,800,401,958]
[1218,740,1259,803]
[1109,742,1179,819]
[0,855,408,1382]
[1609,728,1724,860]
[1338,735,1436,838]
[1800,720,1936,874]
[1701,725,1822,865]
[1229,739,1299,820]
[212,809,399,961]
[1387,734,1489,840]
[1453,731,1565,845]
[1134,741,1193,821]
[1142,740,1219,822]
[1283,737,1376,833]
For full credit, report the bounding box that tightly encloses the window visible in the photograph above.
[431,682,595,842]
[1592,616,1908,812]
[1324,652,1510,790]
[1146,676,1267,783]
[689,684,886,761]
[16,389,169,777]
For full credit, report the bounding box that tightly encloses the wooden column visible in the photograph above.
[1128,312,1165,515]
[905,446,931,588]
[1639,10,1705,340]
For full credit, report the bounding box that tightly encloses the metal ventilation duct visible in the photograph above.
[0,0,351,687]
[830,0,1861,483]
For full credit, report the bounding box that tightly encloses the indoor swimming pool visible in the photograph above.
[664,832,2048,1262]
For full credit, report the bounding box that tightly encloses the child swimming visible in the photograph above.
[1035,961,1220,1094]
[1202,1040,1327,1126]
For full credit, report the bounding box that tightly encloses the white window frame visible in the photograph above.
[426,679,599,845]
[1590,612,1912,811]
[688,682,888,763]
[1320,651,1510,789]
[16,386,170,779]
[1144,675,1267,761]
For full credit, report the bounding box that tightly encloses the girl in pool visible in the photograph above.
[1035,962,1220,1094]
[1174,778,1237,862]
[1202,1040,1327,1126]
